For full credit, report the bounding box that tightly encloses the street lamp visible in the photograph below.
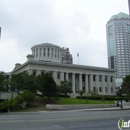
[120,86,123,109]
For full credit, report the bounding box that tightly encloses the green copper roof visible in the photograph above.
[109,12,129,21]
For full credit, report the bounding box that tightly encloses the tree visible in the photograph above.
[79,90,85,99]
[60,80,72,97]
[25,74,37,94]
[121,75,130,100]
[38,72,57,100]
[10,72,28,94]
[0,72,8,97]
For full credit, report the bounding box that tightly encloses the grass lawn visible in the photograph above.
[59,98,115,105]
[12,96,115,112]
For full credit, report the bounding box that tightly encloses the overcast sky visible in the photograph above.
[0,0,129,72]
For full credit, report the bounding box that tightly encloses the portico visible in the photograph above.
[13,61,116,97]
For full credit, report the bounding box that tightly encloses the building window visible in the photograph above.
[105,76,107,82]
[126,24,130,33]
[99,75,101,82]
[55,49,57,58]
[44,48,46,56]
[110,77,113,82]
[99,87,102,92]
[33,71,36,75]
[108,25,112,35]
[93,75,95,81]
[93,87,96,92]
[41,72,44,76]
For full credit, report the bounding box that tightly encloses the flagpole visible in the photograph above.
[77,53,79,65]
[78,56,79,65]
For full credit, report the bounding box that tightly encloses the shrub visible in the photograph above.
[0,90,35,111]
[76,95,128,101]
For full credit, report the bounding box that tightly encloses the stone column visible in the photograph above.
[46,47,48,58]
[72,73,75,93]
[101,75,105,94]
[28,69,33,75]
[51,47,53,58]
[60,72,64,81]
[42,48,43,58]
[95,75,99,92]
[53,71,57,83]
[89,74,93,91]
[112,76,116,94]
[79,74,82,90]
[37,48,39,58]
[50,48,52,59]
[85,74,88,93]
[36,70,41,76]
[35,49,36,58]
[66,73,68,81]
[59,50,61,62]
[107,76,110,94]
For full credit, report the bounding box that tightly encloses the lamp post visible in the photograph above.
[120,86,123,109]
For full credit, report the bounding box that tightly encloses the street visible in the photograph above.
[0,109,130,130]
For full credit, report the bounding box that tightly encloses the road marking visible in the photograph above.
[0,114,129,123]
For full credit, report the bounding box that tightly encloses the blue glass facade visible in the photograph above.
[109,37,114,69]
[107,12,130,78]
[126,24,130,33]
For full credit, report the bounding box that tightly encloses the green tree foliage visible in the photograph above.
[79,90,85,99]
[121,75,130,99]
[0,90,35,111]
[89,90,98,96]
[60,80,72,97]
[25,74,37,94]
[10,72,28,94]
[38,72,57,100]
[0,72,8,93]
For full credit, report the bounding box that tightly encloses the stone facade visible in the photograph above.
[31,43,62,63]
[12,60,116,97]
[12,43,116,97]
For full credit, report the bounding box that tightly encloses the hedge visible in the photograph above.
[76,96,128,101]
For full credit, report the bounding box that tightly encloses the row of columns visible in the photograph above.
[32,47,61,59]
[28,69,116,95]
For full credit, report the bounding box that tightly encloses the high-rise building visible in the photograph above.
[106,12,130,78]
[128,0,130,15]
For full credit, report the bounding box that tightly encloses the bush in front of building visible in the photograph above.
[0,90,35,111]
[76,95,129,101]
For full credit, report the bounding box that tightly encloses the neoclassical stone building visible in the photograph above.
[12,43,116,97]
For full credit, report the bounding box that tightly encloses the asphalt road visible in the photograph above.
[0,109,130,130]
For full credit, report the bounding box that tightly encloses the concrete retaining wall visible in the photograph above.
[46,104,116,110]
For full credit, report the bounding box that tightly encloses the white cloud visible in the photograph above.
[0,0,129,72]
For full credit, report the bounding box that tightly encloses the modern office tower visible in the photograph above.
[106,12,130,78]
[61,47,73,64]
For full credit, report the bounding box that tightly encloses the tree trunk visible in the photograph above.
[48,95,50,100]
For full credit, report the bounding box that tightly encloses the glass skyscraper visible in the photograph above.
[106,12,130,78]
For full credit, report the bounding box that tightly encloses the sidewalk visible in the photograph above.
[83,105,130,111]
